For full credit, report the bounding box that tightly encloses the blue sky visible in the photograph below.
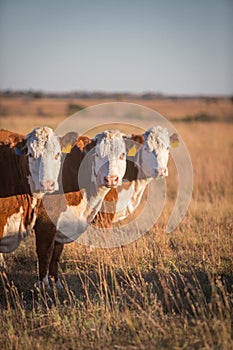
[0,0,232,94]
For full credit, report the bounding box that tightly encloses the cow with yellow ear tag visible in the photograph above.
[94,126,179,227]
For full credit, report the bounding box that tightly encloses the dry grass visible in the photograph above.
[0,97,232,349]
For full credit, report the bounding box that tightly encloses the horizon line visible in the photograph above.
[0,89,232,99]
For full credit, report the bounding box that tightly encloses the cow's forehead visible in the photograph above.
[26,127,59,158]
[96,130,126,158]
[96,130,125,142]
[145,126,170,151]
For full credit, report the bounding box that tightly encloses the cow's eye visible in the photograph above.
[120,152,125,159]
[55,153,60,160]
[28,153,33,158]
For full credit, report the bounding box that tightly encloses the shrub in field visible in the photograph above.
[67,103,85,116]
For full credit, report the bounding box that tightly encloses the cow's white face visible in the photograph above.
[25,127,62,193]
[138,126,172,178]
[93,130,127,188]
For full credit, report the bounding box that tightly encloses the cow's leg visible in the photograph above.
[35,219,57,289]
[49,241,64,288]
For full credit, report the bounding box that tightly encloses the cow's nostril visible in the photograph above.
[158,168,168,177]
[49,181,55,189]
[40,181,55,191]
[104,176,119,187]
[113,176,118,183]
[104,176,109,184]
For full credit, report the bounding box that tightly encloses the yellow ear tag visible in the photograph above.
[127,144,137,157]
[171,140,179,148]
[62,144,72,154]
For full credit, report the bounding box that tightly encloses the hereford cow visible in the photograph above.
[0,127,68,257]
[34,130,127,288]
[112,126,179,223]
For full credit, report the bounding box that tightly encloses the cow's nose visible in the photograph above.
[159,168,168,177]
[40,180,55,192]
[104,175,119,187]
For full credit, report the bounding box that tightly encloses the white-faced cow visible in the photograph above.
[114,126,179,223]
[94,126,179,225]
[0,127,64,258]
[34,130,127,288]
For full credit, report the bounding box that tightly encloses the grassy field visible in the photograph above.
[0,96,233,349]
[0,95,232,133]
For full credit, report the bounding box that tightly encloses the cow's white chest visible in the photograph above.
[56,196,88,243]
[114,180,148,223]
[116,184,135,213]
[113,184,136,222]
[3,207,26,237]
[1,207,27,253]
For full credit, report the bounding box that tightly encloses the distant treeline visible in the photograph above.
[0,89,232,101]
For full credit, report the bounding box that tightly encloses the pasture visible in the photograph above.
[0,96,232,349]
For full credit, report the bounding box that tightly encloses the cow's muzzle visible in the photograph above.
[40,180,56,192]
[153,168,168,178]
[104,175,119,188]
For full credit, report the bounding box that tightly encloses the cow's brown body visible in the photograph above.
[0,130,30,197]
[0,130,39,253]
[34,136,109,285]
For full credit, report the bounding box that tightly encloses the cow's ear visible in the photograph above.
[14,138,27,155]
[84,138,96,153]
[60,132,79,153]
[127,144,138,157]
[126,134,144,157]
[170,133,179,148]
[8,134,24,147]
[76,135,92,151]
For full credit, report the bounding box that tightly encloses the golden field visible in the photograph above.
[0,95,232,133]
[0,96,233,349]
